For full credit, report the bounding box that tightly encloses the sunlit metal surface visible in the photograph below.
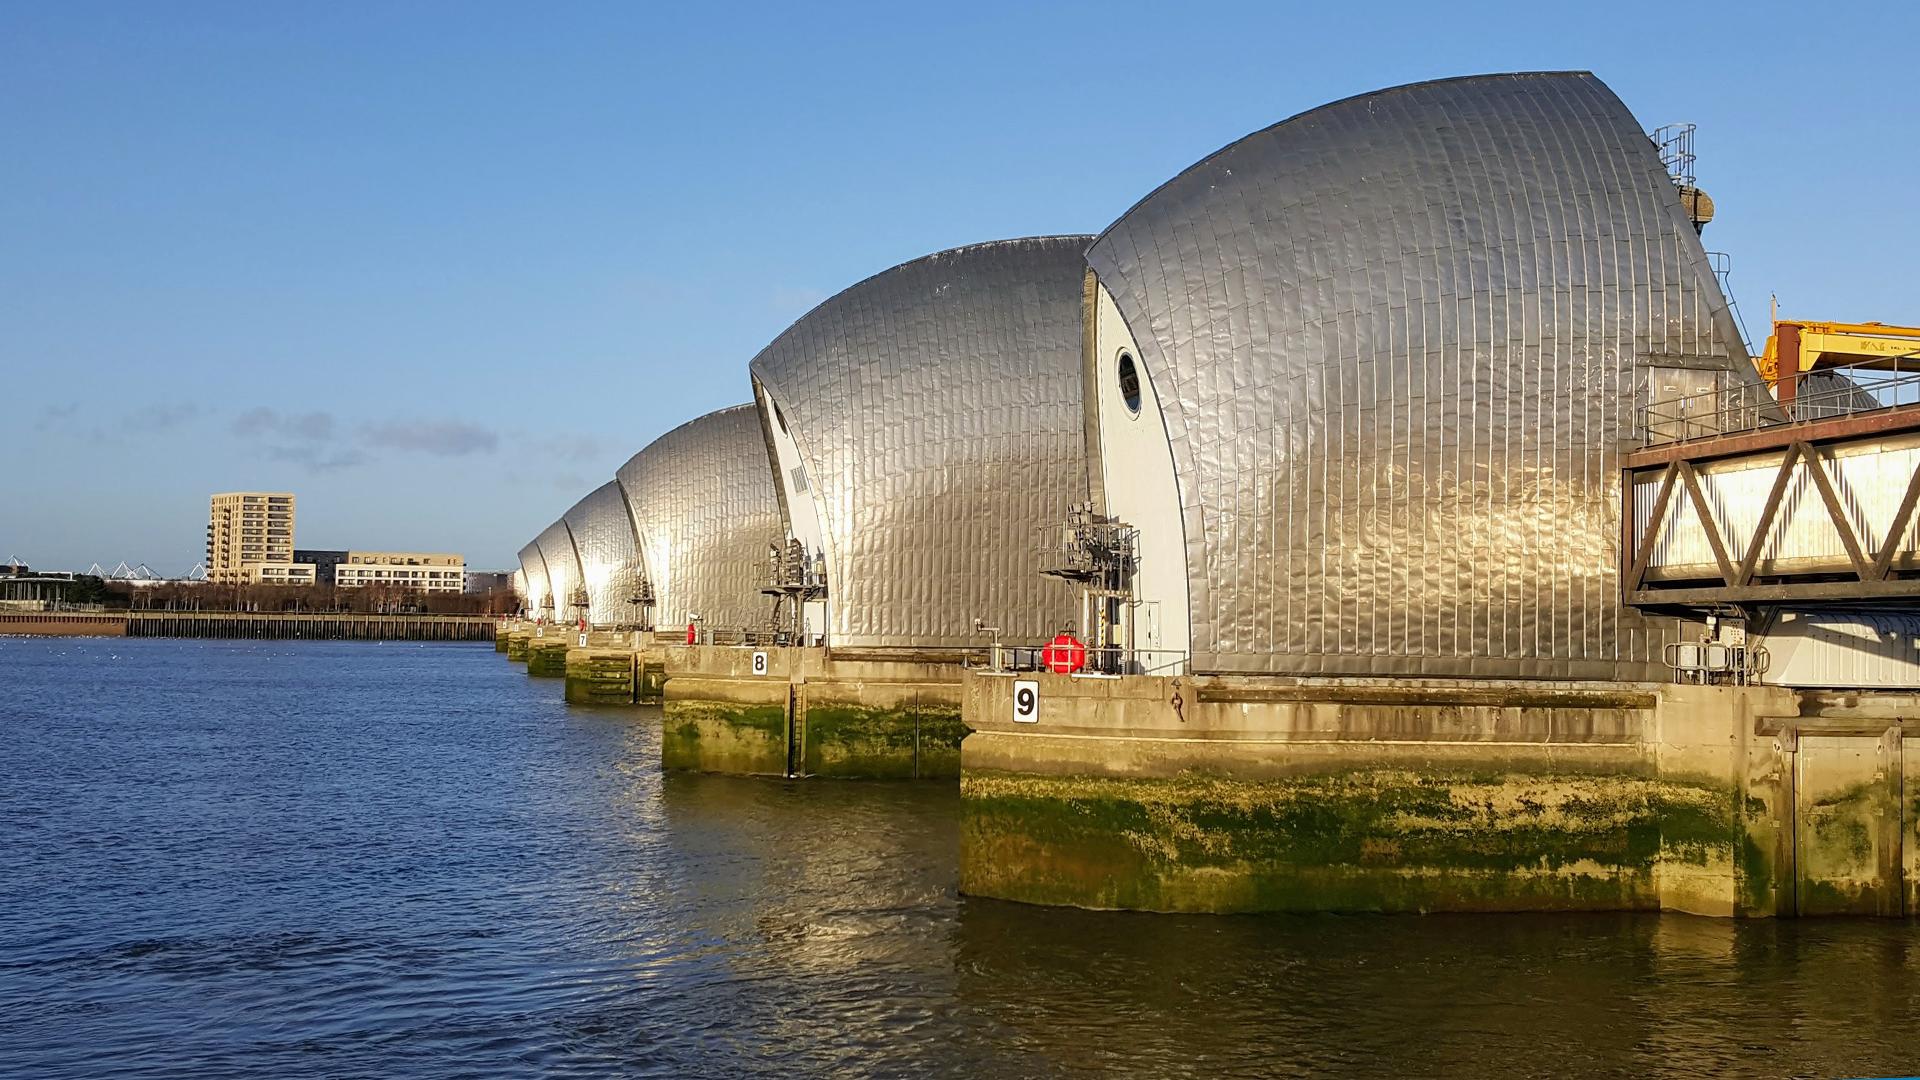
[749,237,1091,649]
[518,543,550,617]
[562,480,646,627]
[1086,71,1765,678]
[534,519,583,623]
[511,568,527,608]
[615,405,781,634]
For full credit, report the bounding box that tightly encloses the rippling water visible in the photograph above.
[3,637,1917,1078]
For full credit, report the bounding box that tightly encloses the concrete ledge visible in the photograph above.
[527,636,570,677]
[802,680,965,778]
[659,645,970,779]
[505,628,533,662]
[959,671,1808,917]
[563,644,667,706]
[663,676,791,776]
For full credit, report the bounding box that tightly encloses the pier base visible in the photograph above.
[527,633,571,677]
[660,646,967,779]
[564,639,667,706]
[959,672,1920,917]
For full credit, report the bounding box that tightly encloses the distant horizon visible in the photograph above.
[5,1,1916,571]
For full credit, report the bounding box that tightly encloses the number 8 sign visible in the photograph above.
[1012,679,1039,723]
[752,651,769,676]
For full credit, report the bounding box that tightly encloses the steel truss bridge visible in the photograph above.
[1626,354,1920,613]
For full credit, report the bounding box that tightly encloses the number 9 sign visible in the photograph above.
[1012,679,1039,723]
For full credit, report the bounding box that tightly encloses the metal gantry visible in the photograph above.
[1626,357,1920,611]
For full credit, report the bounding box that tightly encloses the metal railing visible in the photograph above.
[1640,351,1920,445]
[984,644,1190,676]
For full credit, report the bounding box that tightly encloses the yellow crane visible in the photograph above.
[1754,319,1920,408]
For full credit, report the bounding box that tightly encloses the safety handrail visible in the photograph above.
[1641,351,1920,446]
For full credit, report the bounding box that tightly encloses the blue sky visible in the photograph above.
[3,0,1914,572]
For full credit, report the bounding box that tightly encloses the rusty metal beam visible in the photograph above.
[1735,441,1801,588]
[1629,579,1920,605]
[1871,457,1920,581]
[1676,459,1738,586]
[1797,441,1872,579]
[1624,461,1679,594]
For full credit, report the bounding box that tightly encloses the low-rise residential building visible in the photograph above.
[334,551,465,593]
[243,563,317,587]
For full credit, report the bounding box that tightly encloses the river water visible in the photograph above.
[2,637,1916,1078]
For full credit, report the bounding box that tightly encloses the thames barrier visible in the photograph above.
[501,71,1920,918]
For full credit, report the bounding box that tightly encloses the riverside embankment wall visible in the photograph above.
[1,611,497,641]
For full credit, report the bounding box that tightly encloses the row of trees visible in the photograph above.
[102,580,518,615]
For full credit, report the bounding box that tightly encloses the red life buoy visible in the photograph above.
[1041,633,1087,674]
[686,621,697,644]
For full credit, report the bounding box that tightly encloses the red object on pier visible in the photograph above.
[1041,633,1087,674]
[686,621,697,645]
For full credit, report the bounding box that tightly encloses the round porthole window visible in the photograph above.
[1117,351,1142,417]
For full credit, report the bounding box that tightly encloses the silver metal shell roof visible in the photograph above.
[614,404,781,633]
[748,236,1091,649]
[1086,72,1766,679]
[561,480,645,626]
[517,542,550,616]
[533,519,582,622]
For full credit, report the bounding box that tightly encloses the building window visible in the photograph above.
[1117,351,1142,417]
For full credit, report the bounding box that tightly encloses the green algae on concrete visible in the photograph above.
[639,662,667,704]
[565,647,638,706]
[505,631,532,662]
[959,768,1744,914]
[802,700,967,779]
[527,637,570,678]
[661,698,791,776]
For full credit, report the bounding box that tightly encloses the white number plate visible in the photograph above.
[1012,679,1039,723]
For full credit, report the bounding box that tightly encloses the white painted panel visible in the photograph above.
[1092,280,1189,673]
[1766,613,1920,688]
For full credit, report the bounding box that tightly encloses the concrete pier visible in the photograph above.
[505,626,533,662]
[563,631,668,705]
[959,671,1920,917]
[660,646,969,779]
[526,630,571,678]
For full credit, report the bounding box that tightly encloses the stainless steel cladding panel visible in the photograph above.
[562,480,645,626]
[748,237,1091,649]
[535,519,582,622]
[615,404,781,634]
[512,568,527,606]
[518,542,550,615]
[1086,72,1762,678]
